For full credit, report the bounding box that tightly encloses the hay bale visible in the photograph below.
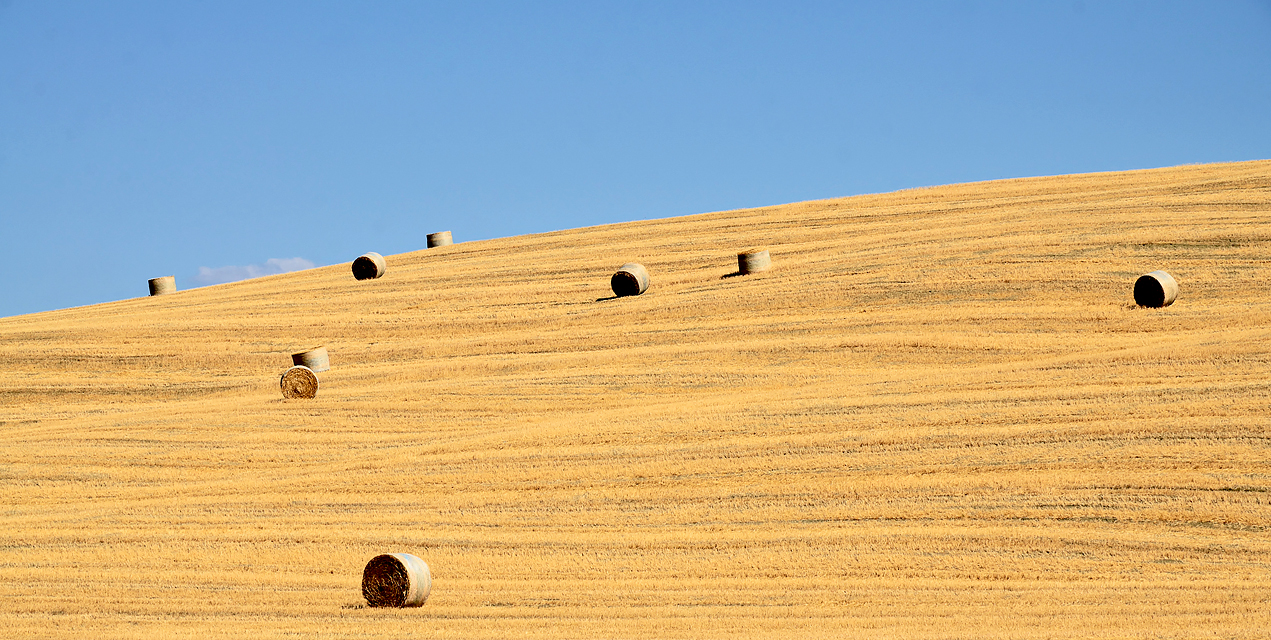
[738,249,771,274]
[148,276,176,296]
[292,346,330,373]
[611,263,650,297]
[427,231,454,248]
[280,365,319,399]
[352,252,387,280]
[1134,270,1179,308]
[363,553,432,607]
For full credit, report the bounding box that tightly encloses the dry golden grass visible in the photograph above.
[1,160,1269,638]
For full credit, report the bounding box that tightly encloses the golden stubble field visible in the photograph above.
[1,160,1269,639]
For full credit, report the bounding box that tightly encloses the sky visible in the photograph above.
[1,1,1269,318]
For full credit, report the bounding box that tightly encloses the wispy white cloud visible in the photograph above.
[193,257,316,286]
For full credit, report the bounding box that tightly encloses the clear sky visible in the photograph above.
[2,1,1268,318]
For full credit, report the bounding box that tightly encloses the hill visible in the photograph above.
[1,160,1269,639]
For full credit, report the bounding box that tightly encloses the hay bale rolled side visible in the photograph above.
[427,231,454,248]
[292,346,330,372]
[363,553,432,607]
[1134,270,1179,308]
[611,263,650,297]
[738,249,771,274]
[352,252,387,280]
[148,276,176,296]
[280,365,319,399]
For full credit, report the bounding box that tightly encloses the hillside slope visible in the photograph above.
[1,160,1269,639]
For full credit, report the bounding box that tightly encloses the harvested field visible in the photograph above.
[0,160,1268,638]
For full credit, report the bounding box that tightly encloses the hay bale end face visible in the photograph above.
[363,553,432,607]
[292,346,330,373]
[738,249,771,274]
[352,252,387,280]
[1134,270,1179,308]
[427,231,454,248]
[148,276,176,296]
[280,365,319,399]
[611,263,650,297]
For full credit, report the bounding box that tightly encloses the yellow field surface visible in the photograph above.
[1,161,1269,638]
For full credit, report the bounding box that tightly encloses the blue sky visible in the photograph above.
[1,1,1268,318]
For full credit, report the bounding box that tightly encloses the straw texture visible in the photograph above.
[279,365,319,399]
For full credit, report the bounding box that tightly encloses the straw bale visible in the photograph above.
[427,231,454,248]
[738,249,772,274]
[1134,270,1179,308]
[280,365,318,399]
[148,276,176,296]
[362,553,432,607]
[352,252,387,280]
[611,263,650,297]
[292,347,330,373]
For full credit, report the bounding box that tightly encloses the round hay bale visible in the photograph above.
[148,276,176,296]
[352,252,387,280]
[427,231,454,248]
[363,553,432,608]
[1134,270,1179,308]
[280,365,318,399]
[738,249,771,274]
[611,263,650,297]
[292,346,330,373]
